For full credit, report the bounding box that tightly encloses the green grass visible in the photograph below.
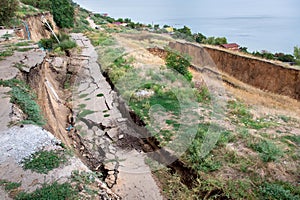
[227,100,274,129]
[0,79,45,125]
[78,109,95,118]
[13,63,28,71]
[21,150,66,174]
[259,182,300,200]
[0,49,14,60]
[15,41,30,46]
[0,180,21,191]
[16,47,33,52]
[15,182,77,200]
[79,93,89,98]
[196,86,211,104]
[249,139,283,162]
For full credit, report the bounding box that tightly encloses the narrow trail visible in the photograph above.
[71,33,163,200]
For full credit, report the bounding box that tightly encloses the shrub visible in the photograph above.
[165,51,192,81]
[20,0,51,10]
[0,0,19,25]
[51,0,74,28]
[39,33,77,52]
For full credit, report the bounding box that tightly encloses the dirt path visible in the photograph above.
[71,33,163,199]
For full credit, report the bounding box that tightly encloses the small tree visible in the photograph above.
[294,46,300,65]
[177,25,192,36]
[51,0,74,28]
[0,0,18,25]
[194,33,206,43]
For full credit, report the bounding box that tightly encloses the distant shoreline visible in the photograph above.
[73,0,299,54]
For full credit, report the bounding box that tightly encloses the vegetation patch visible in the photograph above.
[21,150,66,174]
[165,51,192,81]
[227,100,274,129]
[78,109,95,118]
[0,49,14,60]
[249,139,283,162]
[0,79,44,125]
[15,182,77,200]
[39,33,76,52]
[259,182,300,200]
[0,180,21,192]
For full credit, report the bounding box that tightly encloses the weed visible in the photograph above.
[249,139,282,162]
[13,63,28,71]
[16,47,33,52]
[97,93,104,97]
[281,135,300,146]
[79,93,89,98]
[0,49,14,60]
[0,180,21,191]
[196,86,211,103]
[78,109,95,118]
[227,100,274,129]
[104,114,110,117]
[21,150,66,174]
[71,170,102,184]
[259,182,300,200]
[15,41,30,46]
[279,115,291,123]
[78,104,86,109]
[15,182,77,200]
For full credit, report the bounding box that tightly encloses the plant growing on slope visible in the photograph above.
[51,0,74,28]
[0,0,19,25]
[22,150,66,174]
[0,79,45,125]
[165,51,193,81]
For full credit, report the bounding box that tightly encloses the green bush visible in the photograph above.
[20,0,51,10]
[0,0,19,25]
[39,33,76,52]
[165,51,192,81]
[22,150,66,174]
[55,39,76,51]
[51,0,74,28]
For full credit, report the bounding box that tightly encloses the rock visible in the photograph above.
[118,134,124,139]
[106,128,119,140]
[105,174,116,188]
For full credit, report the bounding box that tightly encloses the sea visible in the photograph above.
[73,0,300,54]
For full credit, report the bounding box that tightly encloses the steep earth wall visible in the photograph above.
[16,12,58,42]
[169,41,300,101]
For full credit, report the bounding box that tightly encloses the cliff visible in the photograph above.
[16,12,58,42]
[169,41,300,101]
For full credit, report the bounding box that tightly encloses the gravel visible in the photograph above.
[0,125,60,164]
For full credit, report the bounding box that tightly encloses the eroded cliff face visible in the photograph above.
[169,41,300,101]
[16,12,58,42]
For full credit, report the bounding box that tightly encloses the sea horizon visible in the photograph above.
[73,0,300,54]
